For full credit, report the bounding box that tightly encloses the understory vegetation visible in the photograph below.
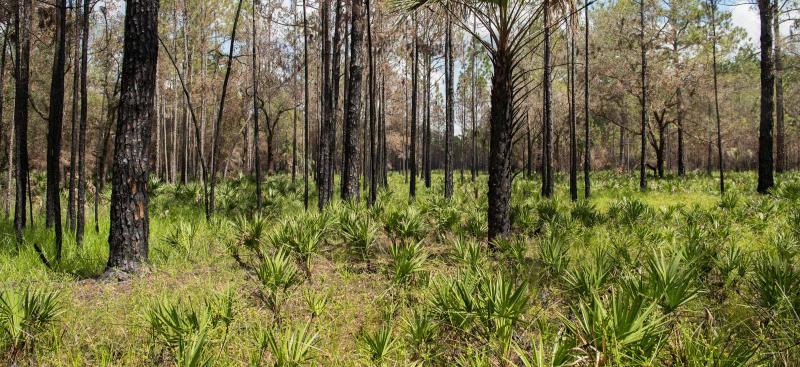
[2,171,800,366]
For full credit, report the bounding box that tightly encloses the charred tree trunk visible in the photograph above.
[583,0,591,198]
[444,16,454,199]
[366,0,377,207]
[423,50,431,189]
[76,0,91,246]
[252,0,262,211]
[341,0,365,201]
[46,0,68,259]
[68,1,81,232]
[409,17,418,200]
[638,0,648,191]
[569,23,578,202]
[756,0,774,193]
[487,44,514,243]
[107,0,160,273]
[302,0,310,209]
[710,0,725,193]
[13,0,32,243]
[541,2,554,198]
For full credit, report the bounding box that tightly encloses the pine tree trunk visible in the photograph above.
[487,42,514,243]
[756,0,774,193]
[46,0,68,259]
[341,0,365,201]
[252,0,262,211]
[68,1,81,232]
[583,0,591,198]
[302,0,310,209]
[209,0,244,216]
[76,0,91,246]
[773,0,785,173]
[14,0,32,243]
[409,17,418,200]
[639,0,648,191]
[541,2,554,198]
[107,0,160,273]
[444,16,454,199]
[0,34,8,219]
[423,51,431,189]
[710,0,725,193]
[366,0,377,206]
[569,23,578,202]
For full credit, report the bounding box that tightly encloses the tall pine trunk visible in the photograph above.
[209,0,244,216]
[68,1,80,232]
[46,0,68,259]
[444,16,454,199]
[638,0,648,191]
[342,0,365,201]
[76,0,91,246]
[541,2,554,198]
[366,0,377,206]
[409,17,418,200]
[710,0,725,193]
[13,0,32,243]
[756,0,774,193]
[569,23,578,202]
[252,0,262,211]
[773,0,785,173]
[107,0,160,273]
[583,0,591,198]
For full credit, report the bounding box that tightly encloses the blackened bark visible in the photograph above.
[252,0,262,211]
[541,2,554,198]
[209,0,244,216]
[342,0,365,201]
[14,0,32,243]
[470,16,477,186]
[330,0,344,199]
[107,0,160,273]
[423,51,431,189]
[569,24,578,202]
[303,0,310,209]
[318,0,332,209]
[366,0,376,206]
[47,0,68,259]
[639,0,648,191]
[68,1,81,232]
[76,0,91,246]
[710,0,725,193]
[444,16,454,199]
[487,45,514,243]
[757,0,774,193]
[0,35,8,219]
[583,0,591,198]
[409,18,418,200]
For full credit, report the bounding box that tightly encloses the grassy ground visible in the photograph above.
[1,171,800,366]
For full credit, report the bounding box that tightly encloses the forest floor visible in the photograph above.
[1,171,800,366]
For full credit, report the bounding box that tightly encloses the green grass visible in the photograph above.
[0,170,799,365]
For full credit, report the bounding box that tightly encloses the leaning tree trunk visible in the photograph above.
[487,42,514,244]
[107,0,160,273]
[444,15,454,199]
[209,0,244,216]
[773,0,785,173]
[341,0,365,201]
[46,0,68,259]
[76,0,91,246]
[756,0,774,194]
[14,0,32,243]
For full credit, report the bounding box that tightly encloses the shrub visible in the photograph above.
[0,287,62,359]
